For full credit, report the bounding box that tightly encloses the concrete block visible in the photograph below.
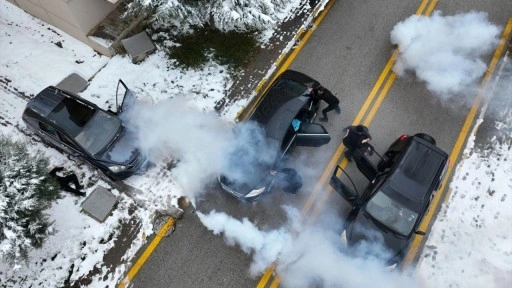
[56,73,89,94]
[81,186,118,223]
[121,31,156,63]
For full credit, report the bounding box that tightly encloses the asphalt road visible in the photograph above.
[130,1,511,287]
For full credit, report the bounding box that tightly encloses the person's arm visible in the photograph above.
[361,126,372,140]
[307,88,317,98]
[342,126,351,137]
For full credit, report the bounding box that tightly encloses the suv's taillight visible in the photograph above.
[399,134,408,141]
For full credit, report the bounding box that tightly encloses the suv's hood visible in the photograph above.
[98,129,140,165]
[349,211,408,259]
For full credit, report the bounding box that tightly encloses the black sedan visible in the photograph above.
[22,80,146,180]
[219,70,331,201]
[330,133,449,269]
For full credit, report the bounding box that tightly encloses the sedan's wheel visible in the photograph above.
[414,133,436,145]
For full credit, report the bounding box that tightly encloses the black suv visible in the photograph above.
[219,70,331,201]
[330,133,449,269]
[22,80,146,180]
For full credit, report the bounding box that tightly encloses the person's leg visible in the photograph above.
[320,106,331,122]
[320,104,338,121]
[62,174,85,196]
[335,104,341,114]
[62,185,86,197]
[65,174,82,190]
[319,109,328,122]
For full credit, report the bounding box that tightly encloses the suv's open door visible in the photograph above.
[330,165,358,204]
[295,123,331,147]
[353,149,378,181]
[115,79,135,114]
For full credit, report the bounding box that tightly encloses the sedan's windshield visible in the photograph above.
[365,191,418,236]
[75,110,122,155]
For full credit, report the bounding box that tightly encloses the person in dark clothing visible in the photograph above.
[309,0,320,10]
[342,125,373,162]
[308,83,341,122]
[270,168,303,194]
[49,167,86,197]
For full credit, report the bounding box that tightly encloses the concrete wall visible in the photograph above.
[67,0,116,32]
[7,0,121,56]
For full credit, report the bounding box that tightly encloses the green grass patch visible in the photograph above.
[168,26,259,69]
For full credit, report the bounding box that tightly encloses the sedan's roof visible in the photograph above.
[265,96,308,141]
[249,70,315,142]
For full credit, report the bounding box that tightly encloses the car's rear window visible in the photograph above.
[390,140,446,203]
[250,78,307,125]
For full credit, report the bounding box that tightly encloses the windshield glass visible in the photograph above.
[365,191,418,236]
[75,110,122,155]
[250,78,307,125]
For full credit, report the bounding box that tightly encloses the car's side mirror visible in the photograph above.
[415,230,426,235]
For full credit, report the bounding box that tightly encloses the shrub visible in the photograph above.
[0,135,59,266]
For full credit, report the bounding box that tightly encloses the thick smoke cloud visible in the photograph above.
[220,121,278,184]
[198,206,300,276]
[198,207,422,288]
[121,97,232,197]
[391,11,501,101]
[121,96,274,200]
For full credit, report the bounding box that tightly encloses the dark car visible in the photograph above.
[330,133,449,269]
[22,80,145,180]
[219,70,331,201]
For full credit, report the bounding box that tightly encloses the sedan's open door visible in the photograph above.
[295,123,331,147]
[115,79,136,114]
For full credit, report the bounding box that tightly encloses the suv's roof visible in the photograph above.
[26,86,66,117]
[385,136,448,208]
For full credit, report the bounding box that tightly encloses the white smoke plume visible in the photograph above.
[121,96,276,200]
[121,97,233,197]
[391,11,501,101]
[197,206,300,276]
[198,206,422,288]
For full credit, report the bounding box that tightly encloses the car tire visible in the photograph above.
[414,133,436,145]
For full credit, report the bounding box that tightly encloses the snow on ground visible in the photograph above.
[418,129,512,287]
[417,55,512,287]
[0,2,108,97]
[0,1,241,286]
[0,1,511,287]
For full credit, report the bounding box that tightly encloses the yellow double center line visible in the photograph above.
[257,0,438,287]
